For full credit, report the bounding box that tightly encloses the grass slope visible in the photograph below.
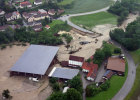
[70,12,118,30]
[87,63,128,100]
[125,49,140,100]
[64,0,113,14]
[58,0,74,6]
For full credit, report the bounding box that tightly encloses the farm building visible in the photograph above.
[107,57,125,75]
[10,45,59,78]
[48,67,79,80]
[68,55,84,67]
[82,62,98,81]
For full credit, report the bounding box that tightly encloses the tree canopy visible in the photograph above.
[110,17,140,51]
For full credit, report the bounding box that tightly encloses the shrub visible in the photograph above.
[100,81,110,91]
[114,48,121,54]
[52,83,60,91]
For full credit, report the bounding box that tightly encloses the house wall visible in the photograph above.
[82,69,89,73]
[87,77,94,81]
[69,60,83,67]
[34,2,42,5]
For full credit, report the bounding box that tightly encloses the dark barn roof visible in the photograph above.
[10,45,59,75]
[69,55,84,62]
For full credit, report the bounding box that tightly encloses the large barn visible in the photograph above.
[107,57,125,75]
[10,45,59,78]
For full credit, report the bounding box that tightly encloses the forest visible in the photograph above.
[110,17,140,51]
[108,0,140,25]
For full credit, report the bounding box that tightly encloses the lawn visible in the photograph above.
[58,0,74,6]
[130,49,140,64]
[29,0,34,3]
[124,49,140,100]
[87,62,128,100]
[64,0,114,14]
[70,12,118,30]
[49,20,65,27]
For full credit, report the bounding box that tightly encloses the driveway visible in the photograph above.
[111,40,136,100]
[95,61,107,82]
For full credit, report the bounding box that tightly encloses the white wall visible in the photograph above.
[69,60,83,67]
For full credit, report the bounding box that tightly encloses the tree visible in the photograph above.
[65,88,82,100]
[2,89,12,99]
[86,85,94,97]
[103,43,112,58]
[47,92,64,100]
[93,49,105,66]
[69,75,83,93]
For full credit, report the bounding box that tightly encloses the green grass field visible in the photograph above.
[70,12,118,30]
[124,49,140,100]
[58,0,74,6]
[64,0,113,14]
[87,62,128,100]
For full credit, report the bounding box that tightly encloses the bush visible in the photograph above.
[52,83,60,91]
[114,48,121,54]
[61,33,73,44]
[100,81,110,91]
[2,89,12,99]
[1,44,6,50]
[49,77,58,84]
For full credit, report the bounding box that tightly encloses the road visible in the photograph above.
[59,6,110,34]
[111,40,136,100]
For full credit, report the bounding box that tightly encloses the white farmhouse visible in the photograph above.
[68,55,84,67]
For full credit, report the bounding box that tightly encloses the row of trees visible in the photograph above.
[110,17,140,51]
[48,75,83,100]
[93,42,112,66]
[108,0,140,25]
[0,22,72,46]
[47,88,82,100]
[93,42,122,66]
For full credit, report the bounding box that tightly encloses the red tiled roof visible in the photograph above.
[69,55,84,62]
[82,62,91,71]
[107,57,125,72]
[87,63,98,78]
[20,1,31,6]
